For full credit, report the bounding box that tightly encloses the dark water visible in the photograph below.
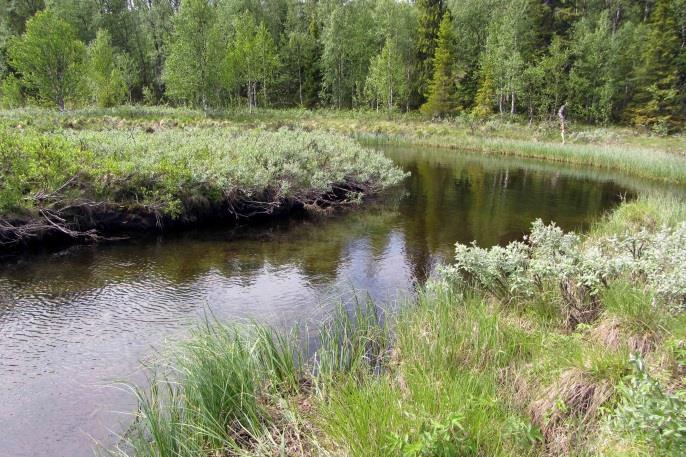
[0,145,640,457]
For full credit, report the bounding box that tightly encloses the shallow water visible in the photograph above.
[0,144,648,457]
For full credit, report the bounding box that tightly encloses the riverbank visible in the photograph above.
[12,107,686,254]
[0,125,405,250]
[3,107,686,186]
[112,194,686,457]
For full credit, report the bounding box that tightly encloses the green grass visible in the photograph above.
[113,196,686,457]
[3,107,685,181]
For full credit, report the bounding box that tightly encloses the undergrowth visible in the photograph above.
[0,125,405,246]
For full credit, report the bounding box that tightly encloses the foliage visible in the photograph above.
[86,30,128,108]
[629,0,686,130]
[0,125,406,244]
[7,9,85,109]
[0,125,89,214]
[612,356,686,455]
[421,13,461,118]
[280,0,321,108]
[387,414,478,456]
[364,38,409,115]
[0,0,683,127]
[225,12,280,110]
[479,0,535,116]
[444,219,686,315]
[414,0,445,106]
[320,0,377,109]
[162,0,226,108]
[0,73,22,108]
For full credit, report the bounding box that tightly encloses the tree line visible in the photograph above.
[0,0,684,130]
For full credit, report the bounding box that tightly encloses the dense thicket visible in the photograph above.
[0,0,684,129]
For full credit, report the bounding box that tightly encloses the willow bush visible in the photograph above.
[0,125,406,245]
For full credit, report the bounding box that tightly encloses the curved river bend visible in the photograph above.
[0,144,648,457]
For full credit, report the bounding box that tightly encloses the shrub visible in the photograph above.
[444,220,686,324]
[387,414,478,457]
[0,75,23,109]
[613,356,686,455]
[0,126,406,244]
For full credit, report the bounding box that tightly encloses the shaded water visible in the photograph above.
[0,145,641,457]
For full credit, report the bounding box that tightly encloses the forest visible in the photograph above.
[1,0,685,131]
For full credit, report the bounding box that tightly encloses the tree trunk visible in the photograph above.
[558,103,567,144]
[298,66,303,107]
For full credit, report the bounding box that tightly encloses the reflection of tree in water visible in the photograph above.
[0,207,404,299]
[1,146,633,305]
[388,145,631,271]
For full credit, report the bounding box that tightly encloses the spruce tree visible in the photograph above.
[472,64,495,118]
[421,13,461,118]
[629,0,685,130]
[414,0,445,107]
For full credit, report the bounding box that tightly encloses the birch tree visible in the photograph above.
[163,0,226,108]
[8,9,85,110]
[226,12,280,111]
[365,38,409,115]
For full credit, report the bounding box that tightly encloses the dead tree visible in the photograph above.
[558,103,567,144]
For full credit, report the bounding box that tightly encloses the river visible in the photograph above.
[0,144,649,457]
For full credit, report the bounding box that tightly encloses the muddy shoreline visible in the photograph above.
[0,196,317,256]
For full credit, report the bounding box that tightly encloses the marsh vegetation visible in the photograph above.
[112,196,686,457]
[0,121,404,248]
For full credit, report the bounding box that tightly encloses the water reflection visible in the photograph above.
[0,145,641,457]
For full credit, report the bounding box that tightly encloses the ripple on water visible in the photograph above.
[0,146,642,457]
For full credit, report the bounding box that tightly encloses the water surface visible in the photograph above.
[0,145,642,456]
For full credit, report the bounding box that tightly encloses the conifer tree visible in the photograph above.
[421,13,461,117]
[472,64,495,118]
[629,0,685,130]
[414,0,445,107]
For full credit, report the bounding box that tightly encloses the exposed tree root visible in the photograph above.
[0,178,380,252]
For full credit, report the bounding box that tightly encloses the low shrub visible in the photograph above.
[0,126,406,246]
[444,219,686,324]
[612,356,686,456]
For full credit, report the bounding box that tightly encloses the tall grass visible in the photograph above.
[113,196,686,457]
[3,107,685,185]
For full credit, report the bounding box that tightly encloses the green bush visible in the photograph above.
[444,219,686,316]
[0,75,23,109]
[0,126,405,220]
[613,356,686,455]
